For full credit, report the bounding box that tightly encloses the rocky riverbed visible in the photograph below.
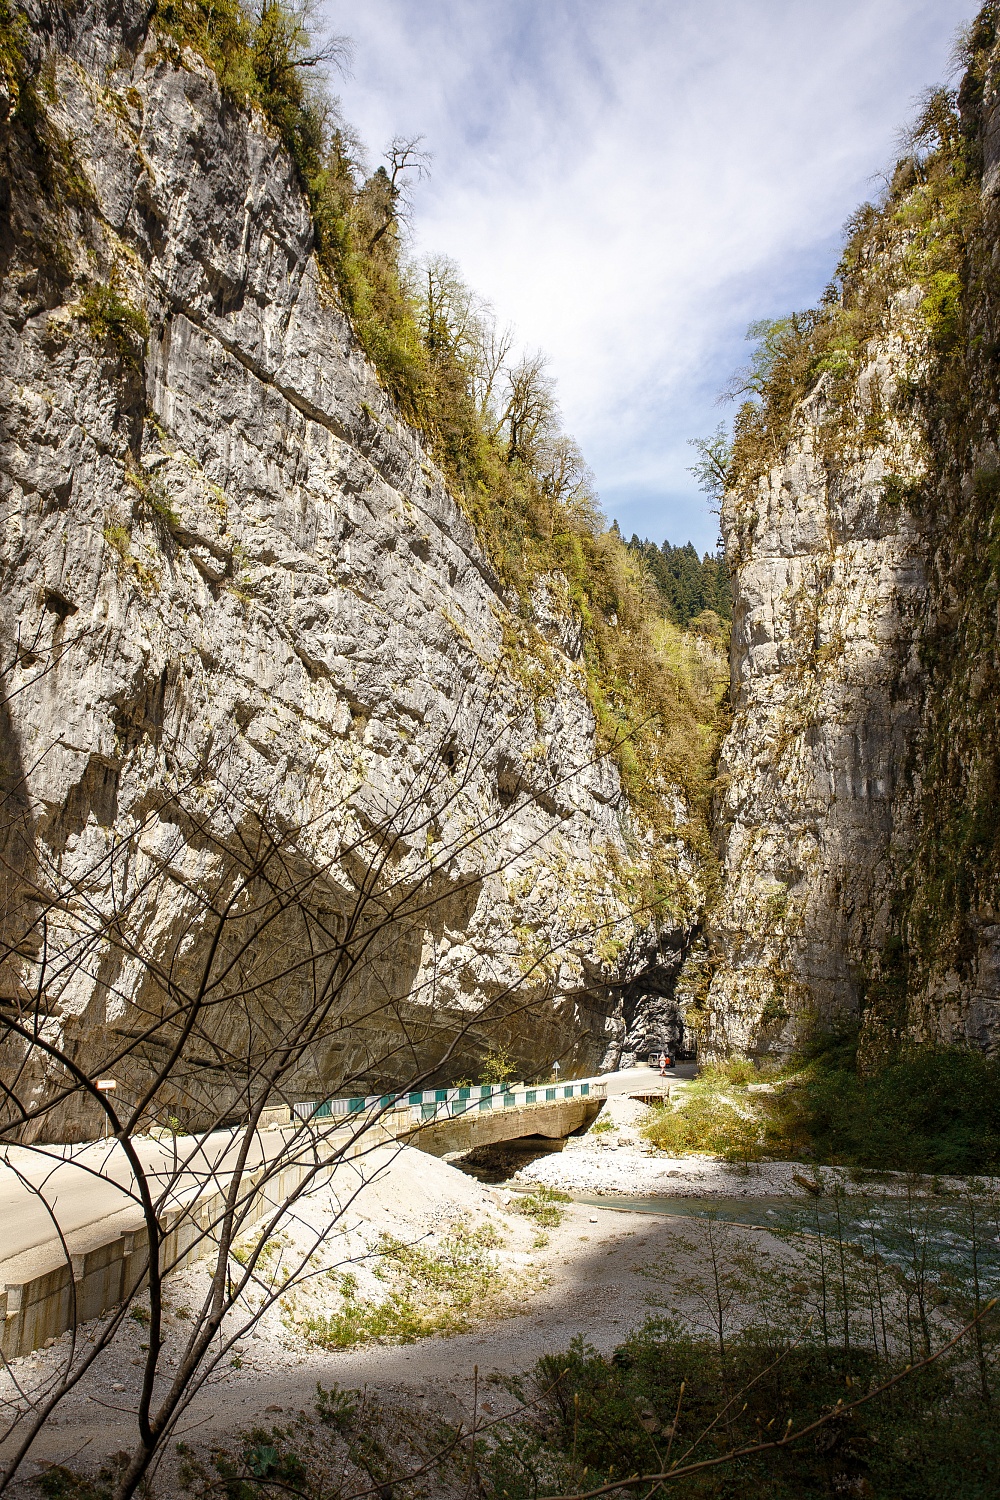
[1,1135,724,1494]
[6,1098,995,1495]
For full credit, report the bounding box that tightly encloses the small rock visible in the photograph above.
[265,1404,282,1412]
[111,1382,126,1392]
[43,1337,57,1348]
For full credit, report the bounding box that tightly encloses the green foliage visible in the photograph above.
[921,268,963,347]
[641,1061,780,1166]
[0,0,28,117]
[36,1452,134,1499]
[510,1185,571,1228]
[180,1383,453,1500]
[480,1319,1000,1500]
[101,521,131,558]
[627,537,732,626]
[644,1043,1000,1176]
[726,85,977,495]
[726,315,797,399]
[76,284,149,364]
[791,1038,1000,1175]
[687,423,732,508]
[479,1041,517,1087]
[881,472,923,506]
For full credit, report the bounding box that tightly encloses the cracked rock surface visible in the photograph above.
[0,2,700,1137]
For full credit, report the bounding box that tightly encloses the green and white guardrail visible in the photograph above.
[292,1079,602,1126]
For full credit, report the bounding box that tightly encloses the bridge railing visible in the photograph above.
[291,1079,604,1128]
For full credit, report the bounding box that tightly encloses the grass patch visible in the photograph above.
[642,1043,1000,1175]
[296,1219,519,1349]
[509,1186,571,1228]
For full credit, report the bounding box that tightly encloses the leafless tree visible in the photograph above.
[492,352,559,470]
[0,663,651,1498]
[411,254,490,371]
[365,136,431,252]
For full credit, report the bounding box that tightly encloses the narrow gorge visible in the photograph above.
[4,5,1000,1497]
[3,0,1000,1134]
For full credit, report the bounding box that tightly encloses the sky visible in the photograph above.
[320,0,974,553]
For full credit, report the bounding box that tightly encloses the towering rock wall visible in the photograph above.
[707,363,929,1056]
[0,1,700,1137]
[707,8,1000,1063]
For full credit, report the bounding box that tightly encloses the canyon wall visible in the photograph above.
[0,1,700,1136]
[707,9,1000,1063]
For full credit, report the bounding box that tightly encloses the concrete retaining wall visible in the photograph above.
[1,1097,587,1356]
[0,1118,399,1359]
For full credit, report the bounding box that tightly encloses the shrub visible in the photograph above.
[642,1042,1000,1176]
[481,1324,1000,1500]
[297,1220,518,1349]
[77,284,149,364]
[510,1186,571,1228]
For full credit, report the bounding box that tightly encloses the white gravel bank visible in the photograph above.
[512,1094,997,1198]
[514,1146,835,1197]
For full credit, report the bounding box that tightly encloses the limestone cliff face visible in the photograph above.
[707,11,1000,1061]
[708,358,930,1055]
[0,2,699,1136]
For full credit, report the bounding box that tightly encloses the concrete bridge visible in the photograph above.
[1,1069,689,1357]
[400,1094,603,1157]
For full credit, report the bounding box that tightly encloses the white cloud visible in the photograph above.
[322,0,973,550]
